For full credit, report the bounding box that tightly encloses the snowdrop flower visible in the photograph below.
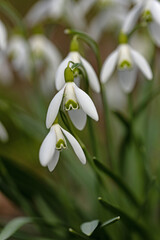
[88,0,129,41]
[7,36,31,80]
[29,35,61,94]
[39,123,86,171]
[0,122,9,143]
[122,0,160,46]
[101,37,152,93]
[55,38,100,93]
[25,0,87,29]
[46,67,99,130]
[0,20,13,85]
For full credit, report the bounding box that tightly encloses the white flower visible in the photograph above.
[100,43,152,93]
[55,51,100,93]
[88,0,129,41]
[46,82,99,130]
[25,0,87,29]
[0,20,7,51]
[122,0,160,46]
[8,36,31,80]
[39,123,86,171]
[0,122,9,143]
[29,35,62,94]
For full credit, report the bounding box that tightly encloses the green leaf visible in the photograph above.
[69,228,90,240]
[134,86,160,118]
[101,216,120,228]
[112,111,130,129]
[80,220,100,236]
[98,198,152,240]
[0,217,33,240]
[65,29,101,72]
[94,159,140,207]
[0,0,27,36]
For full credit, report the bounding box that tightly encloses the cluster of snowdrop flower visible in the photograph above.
[39,37,100,171]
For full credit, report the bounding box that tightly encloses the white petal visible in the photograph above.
[0,122,9,142]
[100,49,119,83]
[47,150,60,172]
[0,21,7,51]
[74,84,99,121]
[122,2,144,34]
[46,86,65,128]
[118,68,137,93]
[130,48,152,80]
[61,127,86,164]
[39,127,56,167]
[68,108,87,130]
[150,0,160,25]
[149,22,160,46]
[80,56,100,93]
[55,56,71,90]
[25,0,51,26]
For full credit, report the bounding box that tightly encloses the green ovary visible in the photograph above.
[142,10,152,23]
[56,139,66,150]
[64,100,79,111]
[119,60,131,69]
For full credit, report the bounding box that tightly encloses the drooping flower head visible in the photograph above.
[100,32,152,93]
[39,122,86,172]
[46,65,99,130]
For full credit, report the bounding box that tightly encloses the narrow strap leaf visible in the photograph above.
[94,159,140,207]
[0,217,33,240]
[98,198,152,240]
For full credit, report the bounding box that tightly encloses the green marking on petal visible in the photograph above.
[56,139,67,150]
[119,60,132,69]
[64,67,74,83]
[142,10,152,23]
[64,100,79,111]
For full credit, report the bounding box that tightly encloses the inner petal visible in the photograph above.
[63,82,79,111]
[53,124,67,151]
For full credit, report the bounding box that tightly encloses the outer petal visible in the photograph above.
[46,86,65,128]
[130,48,153,80]
[0,20,7,51]
[74,84,99,121]
[118,68,137,93]
[68,108,87,130]
[39,127,56,167]
[61,127,86,164]
[150,0,160,25]
[80,56,100,93]
[0,122,8,142]
[25,0,51,26]
[148,22,160,47]
[122,2,144,34]
[55,56,71,90]
[47,150,60,172]
[100,49,119,83]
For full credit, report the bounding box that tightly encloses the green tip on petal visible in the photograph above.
[119,32,128,44]
[64,66,74,83]
[118,60,132,69]
[64,100,79,111]
[70,35,79,52]
[56,139,67,150]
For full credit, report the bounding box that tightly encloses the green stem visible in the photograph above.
[101,84,115,168]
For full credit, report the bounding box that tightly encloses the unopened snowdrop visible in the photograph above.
[46,66,99,130]
[122,0,160,46]
[39,122,86,172]
[55,37,100,93]
[100,33,152,93]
